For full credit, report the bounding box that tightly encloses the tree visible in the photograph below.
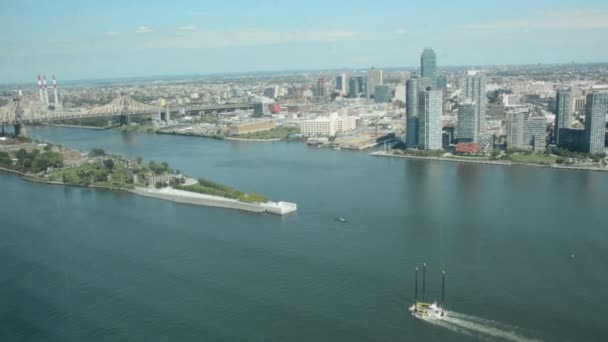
[15,148,28,161]
[0,152,12,167]
[136,156,143,164]
[90,148,106,157]
[103,159,115,170]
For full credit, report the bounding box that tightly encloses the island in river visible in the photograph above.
[0,136,296,215]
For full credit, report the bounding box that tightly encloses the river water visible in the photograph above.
[1,126,607,341]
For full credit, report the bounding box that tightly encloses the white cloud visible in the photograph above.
[105,31,121,36]
[463,9,608,30]
[135,26,152,34]
[177,25,199,31]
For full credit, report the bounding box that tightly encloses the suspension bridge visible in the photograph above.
[0,94,254,135]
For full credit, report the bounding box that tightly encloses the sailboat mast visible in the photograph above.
[414,267,418,301]
[422,263,426,302]
[441,270,446,316]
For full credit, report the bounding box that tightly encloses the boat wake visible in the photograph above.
[421,311,543,342]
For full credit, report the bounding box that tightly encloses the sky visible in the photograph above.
[2,0,608,83]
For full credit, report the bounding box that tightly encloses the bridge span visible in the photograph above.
[0,94,253,131]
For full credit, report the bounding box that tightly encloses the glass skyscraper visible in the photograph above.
[555,88,572,145]
[420,48,437,88]
[405,78,419,147]
[585,91,608,154]
[463,72,487,133]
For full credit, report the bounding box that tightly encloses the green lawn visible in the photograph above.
[175,178,268,203]
[236,127,299,140]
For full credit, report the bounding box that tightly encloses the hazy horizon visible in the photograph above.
[2,0,608,83]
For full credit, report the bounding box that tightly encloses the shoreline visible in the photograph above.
[41,123,111,130]
[0,168,296,215]
[370,150,608,172]
[224,137,282,142]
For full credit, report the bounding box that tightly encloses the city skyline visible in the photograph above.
[2,1,608,83]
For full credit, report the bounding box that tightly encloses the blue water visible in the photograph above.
[0,126,607,341]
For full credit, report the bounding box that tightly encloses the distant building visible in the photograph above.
[456,100,478,142]
[374,85,391,103]
[394,84,406,103]
[264,86,278,99]
[405,78,419,147]
[367,68,384,99]
[463,71,487,133]
[523,114,547,151]
[506,110,525,149]
[420,48,437,87]
[348,77,362,98]
[555,88,572,145]
[418,88,443,150]
[437,74,448,90]
[229,121,274,135]
[336,74,347,95]
[315,78,328,98]
[253,102,267,117]
[585,91,608,154]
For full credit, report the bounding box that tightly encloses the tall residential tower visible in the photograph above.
[555,88,573,145]
[420,48,437,88]
[585,91,608,154]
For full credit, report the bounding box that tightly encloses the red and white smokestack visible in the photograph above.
[38,75,44,102]
[52,74,59,106]
[43,75,49,104]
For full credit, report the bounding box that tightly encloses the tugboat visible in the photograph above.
[408,263,447,320]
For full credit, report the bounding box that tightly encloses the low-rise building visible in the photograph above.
[300,113,358,136]
[229,121,274,135]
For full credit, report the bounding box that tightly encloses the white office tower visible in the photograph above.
[418,89,443,150]
[366,67,383,99]
[463,71,486,133]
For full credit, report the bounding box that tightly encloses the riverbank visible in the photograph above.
[370,150,608,172]
[224,137,281,142]
[42,123,111,130]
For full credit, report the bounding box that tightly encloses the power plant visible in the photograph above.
[37,74,60,107]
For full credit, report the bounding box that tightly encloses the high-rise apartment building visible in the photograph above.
[506,110,525,149]
[585,91,608,154]
[418,88,443,150]
[463,71,487,133]
[523,114,548,151]
[405,78,419,147]
[348,77,361,98]
[336,74,347,95]
[420,48,437,87]
[315,78,328,98]
[367,68,383,99]
[555,88,572,145]
[456,100,478,142]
